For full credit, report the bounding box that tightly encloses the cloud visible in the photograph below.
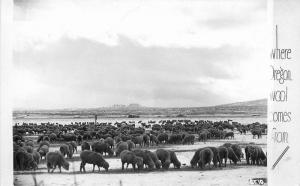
[13,35,268,108]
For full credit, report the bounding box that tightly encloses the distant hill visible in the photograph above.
[13,99,267,119]
[216,99,267,107]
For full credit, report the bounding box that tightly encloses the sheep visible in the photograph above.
[15,151,38,170]
[46,151,70,173]
[32,150,41,166]
[133,149,155,170]
[59,144,72,158]
[169,150,181,169]
[227,147,239,164]
[104,137,114,149]
[80,150,109,172]
[81,141,91,151]
[190,148,204,168]
[182,134,195,145]
[231,144,243,161]
[115,142,129,157]
[38,145,49,160]
[225,132,234,139]
[37,141,50,152]
[126,140,135,151]
[217,146,228,167]
[92,141,113,157]
[68,141,77,153]
[120,150,144,171]
[145,150,161,169]
[198,148,214,169]
[207,146,220,167]
[156,149,171,169]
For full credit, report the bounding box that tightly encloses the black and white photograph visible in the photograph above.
[3,0,276,185]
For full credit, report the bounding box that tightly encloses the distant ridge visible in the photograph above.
[216,99,267,107]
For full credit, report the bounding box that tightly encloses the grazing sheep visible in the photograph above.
[190,148,204,168]
[92,141,114,157]
[69,141,78,153]
[59,144,71,158]
[198,132,208,142]
[168,150,181,169]
[38,145,49,160]
[198,148,214,169]
[120,150,144,170]
[80,150,109,172]
[156,149,171,169]
[32,150,41,165]
[157,133,168,144]
[115,142,129,156]
[245,145,266,165]
[136,136,144,147]
[217,146,228,167]
[143,134,150,146]
[133,149,155,170]
[126,140,135,151]
[37,141,50,152]
[81,141,90,151]
[104,137,114,149]
[150,135,159,146]
[77,135,83,145]
[207,147,220,167]
[227,147,239,164]
[231,144,243,161]
[16,151,38,170]
[145,150,161,169]
[46,151,70,173]
[182,134,195,145]
[225,132,234,139]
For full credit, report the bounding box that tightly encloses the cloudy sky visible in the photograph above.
[13,0,269,109]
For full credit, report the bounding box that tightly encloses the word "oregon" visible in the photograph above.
[271,66,292,84]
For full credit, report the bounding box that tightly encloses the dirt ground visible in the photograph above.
[14,133,267,186]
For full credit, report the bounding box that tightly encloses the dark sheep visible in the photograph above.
[224,132,234,139]
[38,145,49,160]
[157,133,168,144]
[217,146,228,167]
[207,146,220,167]
[32,150,41,165]
[60,144,71,157]
[115,142,129,156]
[126,140,135,151]
[150,135,159,146]
[16,151,38,170]
[227,147,239,164]
[231,144,243,161]
[69,141,78,153]
[120,150,144,170]
[190,148,203,168]
[92,141,113,157]
[168,150,181,169]
[143,134,150,146]
[156,149,171,169]
[80,150,109,172]
[81,141,90,151]
[46,151,70,173]
[145,150,161,169]
[104,137,114,149]
[198,148,214,169]
[133,149,155,170]
[77,135,83,145]
[182,134,195,145]
[245,145,266,165]
[37,141,50,152]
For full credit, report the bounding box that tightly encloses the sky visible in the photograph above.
[13,0,269,109]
